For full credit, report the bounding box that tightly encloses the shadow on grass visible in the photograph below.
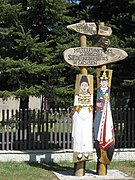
[24,152,97,176]
[25,161,73,172]
[25,161,97,177]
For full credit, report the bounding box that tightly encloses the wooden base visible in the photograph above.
[97,161,107,175]
[74,161,86,176]
[80,67,88,74]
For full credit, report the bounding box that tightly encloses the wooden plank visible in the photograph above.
[32,109,36,150]
[58,116,62,148]
[19,109,23,150]
[131,108,134,147]
[50,109,53,149]
[10,109,14,150]
[6,109,9,150]
[54,118,57,149]
[15,110,19,150]
[98,25,112,36]
[67,109,70,149]
[41,109,45,149]
[37,110,41,149]
[46,110,49,149]
[28,110,31,150]
[123,108,127,147]
[128,108,131,147]
[63,113,66,149]
[119,108,123,148]
[24,110,27,150]
[54,108,59,149]
[115,108,119,148]
[2,110,5,150]
[63,47,128,66]
[67,22,97,35]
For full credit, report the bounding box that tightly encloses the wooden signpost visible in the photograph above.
[63,20,128,177]
[63,47,128,66]
[67,22,97,35]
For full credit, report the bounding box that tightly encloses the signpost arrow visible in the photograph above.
[67,22,97,35]
[63,47,128,66]
[98,24,112,36]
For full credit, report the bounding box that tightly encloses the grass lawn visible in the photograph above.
[0,161,134,180]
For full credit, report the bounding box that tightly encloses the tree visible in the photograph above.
[0,0,134,109]
[0,0,78,109]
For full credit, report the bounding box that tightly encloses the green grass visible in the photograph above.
[0,161,134,180]
[0,162,57,180]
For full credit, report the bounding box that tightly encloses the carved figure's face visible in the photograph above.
[100,79,108,88]
[80,82,89,94]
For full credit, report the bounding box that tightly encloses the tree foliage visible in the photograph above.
[0,0,134,108]
[0,0,78,108]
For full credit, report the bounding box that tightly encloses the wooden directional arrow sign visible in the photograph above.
[98,25,112,36]
[67,22,97,35]
[63,47,128,67]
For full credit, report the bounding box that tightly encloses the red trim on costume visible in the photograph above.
[99,139,115,151]
[99,100,115,151]
[97,99,105,103]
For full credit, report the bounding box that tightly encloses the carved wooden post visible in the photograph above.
[63,20,128,177]
[65,20,95,176]
[74,20,87,176]
[94,22,114,175]
[80,26,88,75]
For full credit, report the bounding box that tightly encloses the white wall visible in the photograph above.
[0,148,135,162]
[0,96,41,120]
[0,96,20,110]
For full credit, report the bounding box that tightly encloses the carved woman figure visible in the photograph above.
[72,75,93,162]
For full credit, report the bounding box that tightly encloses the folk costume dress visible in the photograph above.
[72,91,93,162]
[94,70,115,166]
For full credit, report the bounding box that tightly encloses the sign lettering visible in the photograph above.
[63,47,128,66]
[67,22,97,35]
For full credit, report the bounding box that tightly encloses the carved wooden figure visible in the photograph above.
[94,69,115,175]
[72,74,93,165]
